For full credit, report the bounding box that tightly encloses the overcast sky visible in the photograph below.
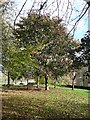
[14,0,88,40]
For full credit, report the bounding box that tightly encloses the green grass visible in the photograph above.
[2,87,89,120]
[0,82,6,85]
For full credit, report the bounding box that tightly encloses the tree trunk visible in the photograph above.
[37,76,39,88]
[87,59,90,72]
[72,79,74,90]
[27,79,28,90]
[54,78,57,88]
[7,71,10,87]
[54,81,56,88]
[72,71,77,90]
[45,74,49,90]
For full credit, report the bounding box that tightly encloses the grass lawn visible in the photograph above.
[2,87,89,120]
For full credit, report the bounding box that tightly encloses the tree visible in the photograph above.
[76,31,90,71]
[2,20,17,86]
[1,1,33,86]
[68,31,90,89]
[14,12,78,90]
[1,0,20,87]
[14,13,59,90]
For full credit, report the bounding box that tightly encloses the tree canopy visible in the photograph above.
[12,12,78,88]
[76,31,90,71]
[2,3,79,89]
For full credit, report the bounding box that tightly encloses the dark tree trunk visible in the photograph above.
[72,79,74,90]
[27,79,28,90]
[37,76,39,88]
[45,74,48,90]
[7,71,10,87]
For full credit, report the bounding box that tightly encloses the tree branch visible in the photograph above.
[39,0,48,11]
[14,0,28,27]
[68,4,89,36]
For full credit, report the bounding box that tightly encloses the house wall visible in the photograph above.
[75,67,90,87]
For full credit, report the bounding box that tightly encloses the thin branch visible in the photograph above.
[45,1,55,10]
[38,0,48,16]
[14,0,28,27]
[66,1,73,25]
[39,0,48,11]
[68,4,89,36]
[29,0,36,13]
[70,4,87,23]
[62,0,70,22]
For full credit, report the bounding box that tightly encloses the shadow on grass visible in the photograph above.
[2,85,42,92]
[2,97,89,120]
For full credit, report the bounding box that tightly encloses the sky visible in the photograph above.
[13,0,88,40]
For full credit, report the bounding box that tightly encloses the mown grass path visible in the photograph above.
[2,87,89,120]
